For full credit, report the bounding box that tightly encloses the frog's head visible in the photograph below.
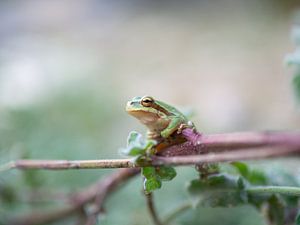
[126,96,163,124]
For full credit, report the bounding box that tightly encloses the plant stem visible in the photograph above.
[145,192,163,225]
[1,145,299,171]
[247,186,300,196]
[153,145,300,166]
[0,159,136,171]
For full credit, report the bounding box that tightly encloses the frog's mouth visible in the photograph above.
[126,108,160,125]
[127,110,159,120]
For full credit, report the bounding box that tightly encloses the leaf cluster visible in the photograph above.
[121,131,177,193]
[187,162,300,225]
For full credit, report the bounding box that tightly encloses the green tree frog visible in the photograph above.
[126,96,195,151]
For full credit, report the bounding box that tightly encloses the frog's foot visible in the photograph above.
[177,123,189,134]
[177,121,196,134]
[147,131,161,140]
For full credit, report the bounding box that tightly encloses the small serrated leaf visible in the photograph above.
[121,131,156,156]
[187,179,207,196]
[144,177,162,193]
[142,167,156,179]
[187,174,246,207]
[156,166,177,181]
[231,162,249,177]
[127,131,144,147]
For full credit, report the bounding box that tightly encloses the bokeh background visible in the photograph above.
[0,1,300,224]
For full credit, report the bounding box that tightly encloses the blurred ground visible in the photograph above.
[0,1,300,225]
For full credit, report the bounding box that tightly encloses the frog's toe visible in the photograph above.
[177,124,188,134]
[148,132,160,139]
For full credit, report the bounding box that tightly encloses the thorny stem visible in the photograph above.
[145,192,163,225]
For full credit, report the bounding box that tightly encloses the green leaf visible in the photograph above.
[127,131,145,149]
[187,174,246,207]
[120,131,156,156]
[296,211,300,225]
[142,167,156,179]
[156,166,177,181]
[247,170,268,185]
[144,177,162,193]
[231,162,267,185]
[231,162,249,177]
[127,131,142,146]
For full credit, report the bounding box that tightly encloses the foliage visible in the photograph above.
[186,162,300,225]
[121,131,177,193]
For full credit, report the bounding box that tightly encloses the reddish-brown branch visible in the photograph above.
[1,130,300,171]
[160,129,300,156]
[6,168,139,225]
[154,145,300,166]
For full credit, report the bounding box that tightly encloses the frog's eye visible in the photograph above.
[141,96,154,107]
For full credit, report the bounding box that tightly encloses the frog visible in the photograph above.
[126,96,195,150]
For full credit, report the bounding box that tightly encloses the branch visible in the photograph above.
[2,145,299,171]
[1,130,299,171]
[161,129,300,156]
[6,168,139,225]
[153,145,300,166]
[3,130,300,225]
[0,159,135,171]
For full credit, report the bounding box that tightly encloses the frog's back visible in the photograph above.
[155,100,188,120]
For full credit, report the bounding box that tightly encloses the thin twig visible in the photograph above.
[0,159,135,171]
[145,192,163,225]
[6,168,139,225]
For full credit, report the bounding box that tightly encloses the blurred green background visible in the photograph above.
[0,0,300,224]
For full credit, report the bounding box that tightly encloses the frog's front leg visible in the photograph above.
[147,131,161,140]
[160,117,184,138]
